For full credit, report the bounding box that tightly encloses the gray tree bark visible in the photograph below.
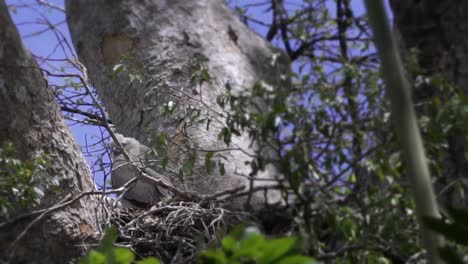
[0,1,99,262]
[391,0,468,207]
[66,0,289,207]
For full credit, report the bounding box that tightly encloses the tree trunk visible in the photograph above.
[66,0,289,207]
[0,1,99,262]
[391,0,468,207]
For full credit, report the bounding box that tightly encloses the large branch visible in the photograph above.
[0,1,100,262]
[365,1,442,262]
[66,0,290,208]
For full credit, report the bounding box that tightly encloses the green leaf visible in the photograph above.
[199,249,227,264]
[80,250,106,264]
[129,73,143,83]
[276,255,316,264]
[97,227,118,252]
[258,237,297,263]
[206,119,212,131]
[221,236,237,253]
[218,161,225,175]
[239,232,264,249]
[225,82,232,91]
[200,68,212,85]
[342,218,358,240]
[112,248,134,264]
[216,94,226,108]
[218,127,232,145]
[111,64,125,79]
[230,127,241,136]
[205,152,215,174]
[190,75,199,88]
[137,257,161,264]
[181,151,196,175]
[162,156,169,169]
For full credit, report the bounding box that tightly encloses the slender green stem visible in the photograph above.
[364,1,442,263]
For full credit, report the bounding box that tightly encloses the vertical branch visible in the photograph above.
[336,0,365,195]
[364,1,442,263]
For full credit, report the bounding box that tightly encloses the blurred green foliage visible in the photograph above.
[80,227,160,264]
[81,226,314,264]
[0,142,49,219]
[424,207,468,263]
[199,226,315,264]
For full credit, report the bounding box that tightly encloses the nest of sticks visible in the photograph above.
[106,201,256,263]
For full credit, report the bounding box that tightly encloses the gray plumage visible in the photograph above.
[110,133,172,207]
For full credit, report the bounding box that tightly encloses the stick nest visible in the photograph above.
[106,201,255,263]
